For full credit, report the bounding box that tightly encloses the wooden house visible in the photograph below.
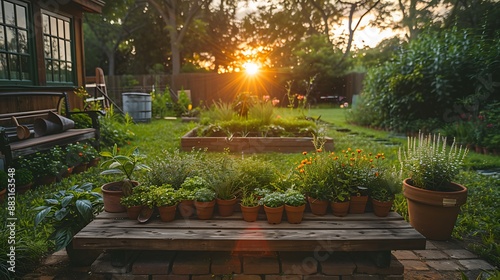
[0,0,104,108]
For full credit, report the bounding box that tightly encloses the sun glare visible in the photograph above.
[243,62,260,75]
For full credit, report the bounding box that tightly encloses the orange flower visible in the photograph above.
[317,149,322,153]
[302,151,307,155]
[78,152,83,157]
[356,149,362,153]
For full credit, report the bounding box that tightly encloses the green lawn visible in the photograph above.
[126,107,500,267]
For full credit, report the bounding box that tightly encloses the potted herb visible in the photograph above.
[329,185,350,217]
[399,132,468,240]
[240,188,260,222]
[212,171,240,217]
[296,151,331,215]
[193,187,216,220]
[178,176,209,218]
[284,189,306,224]
[14,168,34,194]
[120,185,150,219]
[260,191,285,224]
[369,172,401,217]
[152,185,179,222]
[33,183,103,265]
[100,144,151,213]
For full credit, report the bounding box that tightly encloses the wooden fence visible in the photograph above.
[90,72,365,109]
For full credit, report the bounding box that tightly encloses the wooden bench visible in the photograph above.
[73,210,426,268]
[0,91,102,169]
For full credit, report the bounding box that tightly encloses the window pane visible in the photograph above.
[18,29,27,53]
[51,37,58,59]
[65,62,72,81]
[59,38,65,60]
[50,17,57,36]
[4,2,14,25]
[45,59,52,81]
[66,41,71,61]
[20,54,29,80]
[6,27,16,51]
[0,27,4,50]
[9,54,18,79]
[44,36,51,57]
[16,5,26,28]
[64,21,70,39]
[57,19,64,38]
[0,3,3,24]
[42,14,49,34]
[0,54,6,79]
[52,60,59,81]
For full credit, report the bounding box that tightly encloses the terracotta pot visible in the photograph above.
[158,204,177,222]
[403,178,468,240]
[240,204,260,222]
[331,200,350,217]
[264,205,284,224]
[126,205,143,220]
[179,199,195,218]
[16,183,33,194]
[0,188,6,201]
[371,199,393,217]
[307,196,329,216]
[194,200,216,220]
[285,204,306,224]
[349,195,368,214]
[72,163,88,174]
[37,175,57,186]
[101,181,139,213]
[216,197,238,217]
[88,157,101,168]
[60,166,74,178]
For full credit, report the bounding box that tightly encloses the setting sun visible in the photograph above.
[243,62,260,75]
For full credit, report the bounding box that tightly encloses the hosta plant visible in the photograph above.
[33,183,103,250]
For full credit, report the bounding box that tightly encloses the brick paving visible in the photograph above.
[22,240,497,279]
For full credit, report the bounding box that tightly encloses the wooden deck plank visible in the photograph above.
[73,228,425,251]
[73,211,426,252]
[83,217,414,230]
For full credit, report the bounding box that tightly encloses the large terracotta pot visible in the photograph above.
[285,204,306,224]
[240,204,260,222]
[331,200,350,217]
[307,196,329,216]
[403,178,468,240]
[264,205,284,224]
[216,197,238,217]
[194,200,216,220]
[101,181,139,213]
[158,204,177,222]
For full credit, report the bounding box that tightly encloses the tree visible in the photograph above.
[84,0,145,76]
[146,0,214,75]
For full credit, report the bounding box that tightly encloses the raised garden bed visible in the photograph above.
[180,128,334,153]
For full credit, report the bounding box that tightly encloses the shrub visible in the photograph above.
[351,28,500,133]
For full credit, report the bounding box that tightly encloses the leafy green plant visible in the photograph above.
[399,132,468,191]
[194,187,216,202]
[151,185,179,207]
[260,191,285,208]
[33,183,103,251]
[100,144,151,196]
[14,168,33,186]
[0,170,7,191]
[18,152,63,178]
[370,172,401,202]
[120,185,150,207]
[284,189,306,206]
[181,176,209,191]
[240,189,259,207]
